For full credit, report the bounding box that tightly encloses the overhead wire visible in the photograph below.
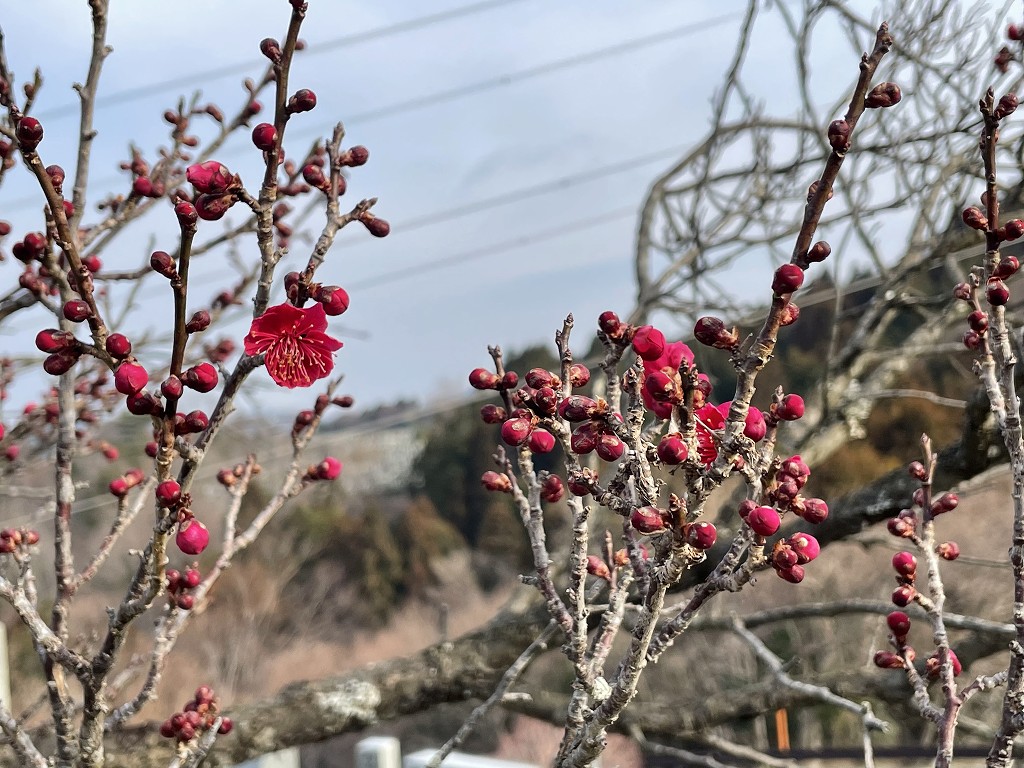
[31,0,531,120]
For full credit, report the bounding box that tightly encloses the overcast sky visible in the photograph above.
[0,0,894,418]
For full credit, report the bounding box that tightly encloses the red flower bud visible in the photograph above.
[995,92,1019,119]
[887,610,911,637]
[937,541,960,561]
[827,119,850,152]
[586,555,610,581]
[182,362,218,393]
[788,532,820,563]
[873,650,905,669]
[540,474,564,503]
[657,433,689,465]
[480,404,506,424]
[596,432,625,462]
[598,310,621,336]
[891,585,916,607]
[183,410,209,433]
[35,329,75,353]
[962,207,988,230]
[194,192,235,221]
[16,117,43,151]
[631,506,668,534]
[469,368,499,390]
[988,278,1010,305]
[360,214,390,238]
[342,146,369,167]
[175,201,198,227]
[525,368,558,389]
[62,300,92,323]
[693,316,739,349]
[776,564,805,583]
[287,89,317,113]
[558,395,599,422]
[865,82,902,108]
[772,264,805,295]
[43,351,79,376]
[259,37,282,62]
[156,480,182,507]
[150,250,176,278]
[105,333,132,358]
[500,418,533,446]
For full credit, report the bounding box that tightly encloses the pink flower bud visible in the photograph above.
[525,368,559,389]
[873,650,905,669]
[176,518,210,555]
[776,564,805,583]
[315,456,342,480]
[114,362,148,395]
[186,161,233,195]
[776,394,805,421]
[937,541,960,561]
[747,506,781,536]
[528,428,556,454]
[631,325,666,361]
[481,470,512,492]
[317,285,350,316]
[788,532,820,563]
[962,207,988,230]
[109,477,130,498]
[892,551,917,577]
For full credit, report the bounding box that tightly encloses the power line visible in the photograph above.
[349,204,637,291]
[32,0,530,121]
[278,12,741,146]
[3,12,739,212]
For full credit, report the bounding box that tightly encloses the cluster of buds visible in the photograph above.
[0,527,40,554]
[304,456,342,482]
[159,686,232,743]
[154,480,209,557]
[36,328,82,377]
[108,468,146,499]
[165,565,201,611]
[886,461,960,558]
[216,461,262,488]
[768,531,821,583]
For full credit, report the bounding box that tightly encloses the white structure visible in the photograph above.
[402,749,537,768]
[235,748,300,768]
[356,736,402,768]
[0,624,9,710]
